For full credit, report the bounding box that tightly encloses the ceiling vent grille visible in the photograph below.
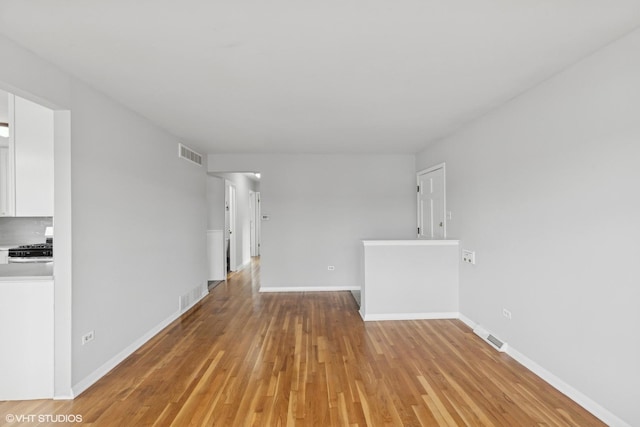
[178,143,203,166]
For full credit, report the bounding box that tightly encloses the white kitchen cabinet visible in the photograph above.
[0,279,54,400]
[13,95,54,217]
[0,94,54,217]
[0,92,15,217]
[0,140,14,216]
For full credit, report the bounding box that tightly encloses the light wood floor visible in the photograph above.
[1,258,604,426]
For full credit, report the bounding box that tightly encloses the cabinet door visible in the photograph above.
[0,280,54,400]
[0,143,14,216]
[14,96,54,216]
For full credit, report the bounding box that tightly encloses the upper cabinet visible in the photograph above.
[0,140,12,216]
[0,90,14,217]
[0,92,54,217]
[13,95,54,217]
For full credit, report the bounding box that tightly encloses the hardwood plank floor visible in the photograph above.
[1,258,605,426]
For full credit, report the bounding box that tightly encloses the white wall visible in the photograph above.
[0,34,208,395]
[416,29,640,426]
[206,175,225,230]
[208,154,416,289]
[70,80,208,385]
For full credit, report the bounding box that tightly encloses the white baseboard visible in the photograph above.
[231,260,251,273]
[506,345,629,427]
[458,313,629,427]
[360,311,459,321]
[53,394,74,401]
[260,285,359,293]
[458,313,476,329]
[71,290,208,398]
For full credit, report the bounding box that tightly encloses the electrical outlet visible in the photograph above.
[462,250,476,265]
[82,330,95,345]
[327,265,335,271]
[502,309,512,320]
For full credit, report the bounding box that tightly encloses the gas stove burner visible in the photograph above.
[14,243,51,249]
[8,242,53,258]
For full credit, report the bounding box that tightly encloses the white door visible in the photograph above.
[225,182,237,272]
[417,164,446,239]
[249,191,261,257]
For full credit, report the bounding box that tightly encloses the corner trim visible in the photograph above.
[458,313,477,329]
[53,394,74,401]
[71,290,208,398]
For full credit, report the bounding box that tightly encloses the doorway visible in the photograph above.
[208,172,261,278]
[417,163,446,239]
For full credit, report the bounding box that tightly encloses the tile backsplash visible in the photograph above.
[0,217,53,246]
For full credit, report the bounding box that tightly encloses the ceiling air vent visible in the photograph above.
[178,143,203,166]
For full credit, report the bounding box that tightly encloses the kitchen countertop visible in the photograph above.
[0,263,54,281]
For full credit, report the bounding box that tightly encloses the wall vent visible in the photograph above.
[487,334,505,350]
[178,143,203,166]
[179,283,208,312]
[473,325,509,353]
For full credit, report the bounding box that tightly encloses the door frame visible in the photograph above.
[417,162,447,239]
[225,181,237,272]
[249,190,261,257]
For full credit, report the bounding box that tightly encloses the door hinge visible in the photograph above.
[417,185,420,193]
[417,227,420,235]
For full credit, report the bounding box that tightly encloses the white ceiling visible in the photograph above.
[1,1,640,154]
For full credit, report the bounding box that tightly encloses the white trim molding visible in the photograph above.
[458,313,630,427]
[360,311,459,321]
[506,346,630,427]
[260,285,359,293]
[362,239,459,246]
[235,260,251,272]
[71,289,208,398]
